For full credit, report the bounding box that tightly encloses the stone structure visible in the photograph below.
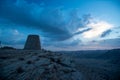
[24,35,41,50]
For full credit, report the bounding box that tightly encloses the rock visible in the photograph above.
[0,50,83,80]
[34,58,51,67]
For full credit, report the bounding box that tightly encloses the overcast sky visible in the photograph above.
[0,0,120,51]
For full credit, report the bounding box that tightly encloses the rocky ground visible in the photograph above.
[0,50,83,80]
[0,49,120,80]
[61,49,120,80]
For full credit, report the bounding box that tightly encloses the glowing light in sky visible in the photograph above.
[82,21,113,38]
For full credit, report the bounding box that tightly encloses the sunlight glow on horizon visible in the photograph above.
[82,21,113,39]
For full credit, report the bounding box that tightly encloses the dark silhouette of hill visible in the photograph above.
[96,49,120,59]
[0,46,16,50]
[58,49,120,59]
[58,49,120,80]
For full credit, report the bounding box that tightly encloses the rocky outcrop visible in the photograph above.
[0,50,83,80]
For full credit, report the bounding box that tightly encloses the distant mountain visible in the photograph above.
[57,50,107,58]
[97,49,120,64]
[96,49,120,59]
[58,49,120,60]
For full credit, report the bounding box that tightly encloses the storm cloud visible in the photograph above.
[0,0,71,40]
[101,29,112,37]
[0,0,93,41]
[0,0,120,50]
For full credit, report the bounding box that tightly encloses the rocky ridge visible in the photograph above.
[0,50,83,80]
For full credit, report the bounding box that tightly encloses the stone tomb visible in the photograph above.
[24,35,41,50]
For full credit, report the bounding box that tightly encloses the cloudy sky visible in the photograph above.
[0,0,120,51]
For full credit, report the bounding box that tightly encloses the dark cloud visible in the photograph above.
[74,28,91,35]
[0,0,92,41]
[0,28,24,46]
[67,10,91,32]
[0,0,72,41]
[0,0,94,50]
[101,29,112,37]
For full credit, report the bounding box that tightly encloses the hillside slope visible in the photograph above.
[0,50,83,80]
